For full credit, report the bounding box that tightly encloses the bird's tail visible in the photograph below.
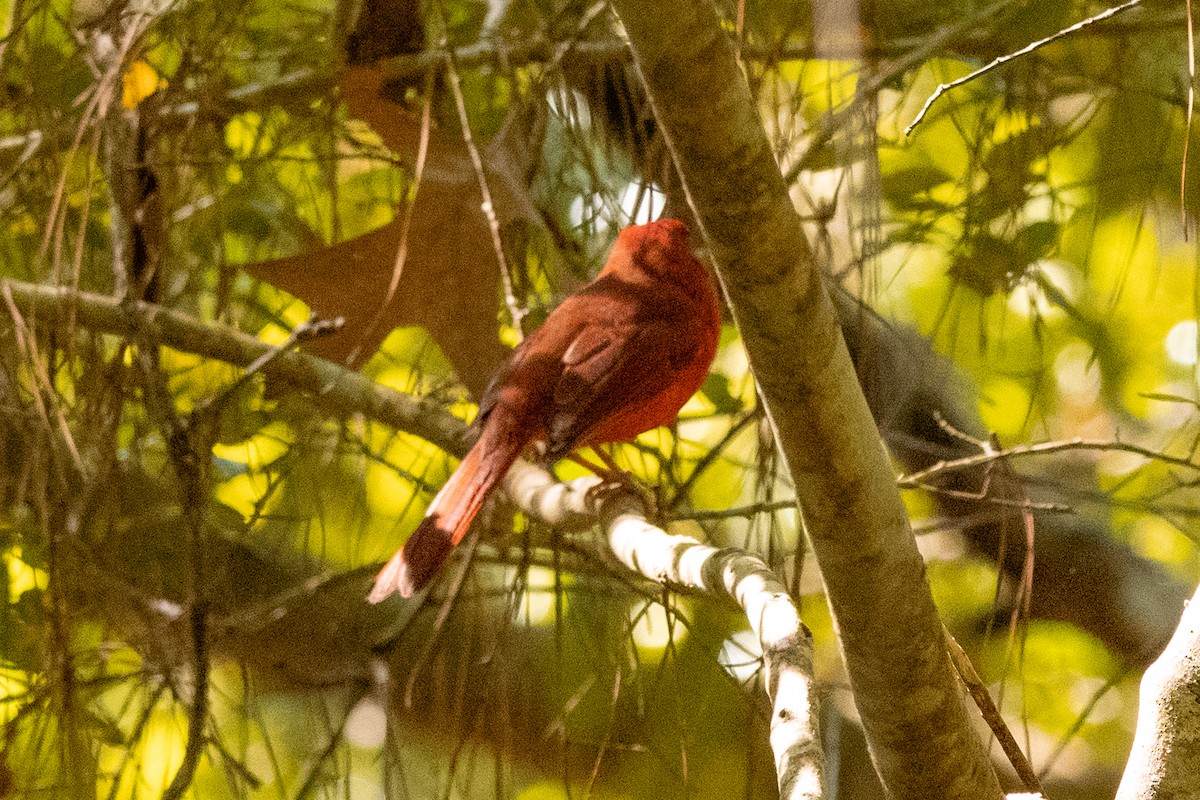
[368,430,521,602]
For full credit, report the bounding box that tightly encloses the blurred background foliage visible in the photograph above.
[0,0,1198,797]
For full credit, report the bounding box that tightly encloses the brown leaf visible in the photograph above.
[246,66,537,398]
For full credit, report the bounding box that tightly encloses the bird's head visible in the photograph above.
[603,219,712,299]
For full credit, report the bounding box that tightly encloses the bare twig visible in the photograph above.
[944,629,1044,794]
[678,498,798,521]
[905,0,1146,135]
[0,284,84,477]
[206,310,344,411]
[904,483,1073,513]
[160,600,209,800]
[440,32,525,336]
[667,410,760,512]
[369,10,1185,86]
[1182,0,1195,238]
[1,279,470,456]
[788,0,1025,184]
[898,436,1200,487]
[401,529,482,708]
[130,364,210,800]
[125,306,211,800]
[294,682,371,800]
[349,74,434,366]
[1038,666,1131,780]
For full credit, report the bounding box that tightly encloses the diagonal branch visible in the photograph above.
[504,460,823,799]
[905,0,1146,135]
[1,279,471,458]
[606,0,1003,796]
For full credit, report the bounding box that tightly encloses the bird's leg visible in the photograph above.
[569,447,659,519]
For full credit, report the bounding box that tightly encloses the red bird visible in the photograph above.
[369,218,722,601]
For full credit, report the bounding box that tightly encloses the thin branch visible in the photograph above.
[667,410,760,513]
[103,682,170,800]
[294,682,371,800]
[905,0,1146,135]
[1182,0,1195,238]
[441,32,525,336]
[678,498,798,521]
[125,293,211,800]
[205,311,343,411]
[160,601,210,800]
[2,5,1185,164]
[944,630,1044,795]
[905,483,1074,513]
[370,12,1186,86]
[0,284,84,479]
[787,0,1025,185]
[1038,666,1131,780]
[402,529,483,708]
[898,436,1200,487]
[1,279,471,457]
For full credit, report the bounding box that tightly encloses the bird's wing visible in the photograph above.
[543,286,695,457]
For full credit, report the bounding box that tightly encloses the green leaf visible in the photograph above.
[1018,220,1060,261]
[882,163,955,210]
[701,373,743,415]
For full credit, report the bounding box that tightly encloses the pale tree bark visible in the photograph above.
[509,461,824,800]
[607,0,1003,796]
[1117,580,1200,799]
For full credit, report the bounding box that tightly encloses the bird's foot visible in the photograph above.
[570,452,659,519]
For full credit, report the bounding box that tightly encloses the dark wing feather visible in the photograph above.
[476,319,571,428]
[545,309,693,457]
[477,274,698,460]
[552,325,619,409]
